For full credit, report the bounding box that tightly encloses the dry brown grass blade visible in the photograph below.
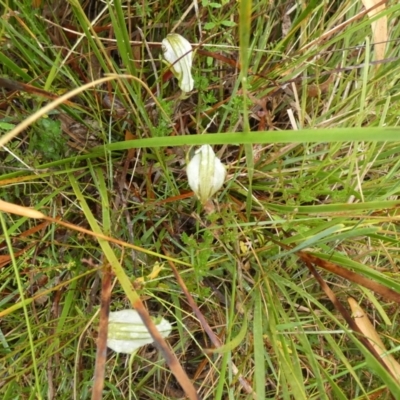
[302,258,398,388]
[0,199,46,219]
[92,265,112,400]
[298,251,400,304]
[361,0,388,62]
[348,297,400,382]
[163,249,256,398]
[0,219,51,268]
[131,298,200,400]
[0,77,79,108]
[0,245,35,269]
[265,234,400,304]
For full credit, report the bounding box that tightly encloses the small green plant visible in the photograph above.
[29,116,66,162]
[202,0,237,30]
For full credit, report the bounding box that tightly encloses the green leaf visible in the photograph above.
[221,20,236,27]
[204,22,216,30]
[0,122,15,131]
[211,313,248,354]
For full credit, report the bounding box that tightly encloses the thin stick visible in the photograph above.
[91,265,112,400]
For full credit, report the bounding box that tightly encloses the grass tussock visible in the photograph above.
[1,0,400,399]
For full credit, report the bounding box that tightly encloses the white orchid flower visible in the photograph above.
[107,309,172,354]
[162,33,194,93]
[186,145,226,204]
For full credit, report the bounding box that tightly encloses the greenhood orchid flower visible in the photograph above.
[107,309,172,354]
[162,33,194,93]
[186,145,226,204]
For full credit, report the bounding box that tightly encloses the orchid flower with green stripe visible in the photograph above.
[162,33,194,93]
[186,145,227,204]
[107,309,172,354]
